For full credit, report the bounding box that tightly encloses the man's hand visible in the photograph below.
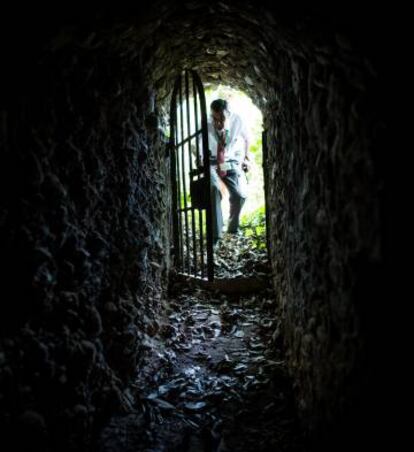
[242,159,251,173]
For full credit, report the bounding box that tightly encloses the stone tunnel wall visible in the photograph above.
[0,3,391,451]
[263,39,387,447]
[0,22,171,451]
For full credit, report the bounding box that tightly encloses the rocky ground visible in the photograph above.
[95,233,307,452]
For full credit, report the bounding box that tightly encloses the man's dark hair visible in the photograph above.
[210,99,228,112]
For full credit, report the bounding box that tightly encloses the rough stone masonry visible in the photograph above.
[0,2,394,451]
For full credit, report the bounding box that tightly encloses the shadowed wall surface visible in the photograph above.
[0,3,397,451]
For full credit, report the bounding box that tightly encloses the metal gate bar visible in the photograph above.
[185,71,198,276]
[170,77,180,270]
[170,70,214,281]
[192,70,214,281]
[192,74,205,278]
[178,76,190,274]
[262,129,271,260]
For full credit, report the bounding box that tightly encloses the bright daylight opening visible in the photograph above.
[165,78,267,281]
[205,84,265,243]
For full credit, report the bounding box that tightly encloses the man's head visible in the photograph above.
[210,99,228,130]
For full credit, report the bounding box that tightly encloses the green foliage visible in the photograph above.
[240,205,267,250]
[204,84,267,250]
[249,136,262,154]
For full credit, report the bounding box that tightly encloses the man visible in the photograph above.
[205,99,251,246]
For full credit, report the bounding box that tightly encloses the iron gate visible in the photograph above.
[169,70,214,281]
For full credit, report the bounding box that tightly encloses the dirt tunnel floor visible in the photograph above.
[96,234,307,452]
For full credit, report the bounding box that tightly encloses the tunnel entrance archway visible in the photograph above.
[204,84,270,260]
[170,71,271,283]
[169,70,215,281]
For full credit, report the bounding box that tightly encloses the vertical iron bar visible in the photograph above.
[192,70,214,281]
[176,74,184,271]
[169,77,180,269]
[193,74,205,278]
[176,76,184,270]
[179,73,190,274]
[262,129,270,260]
[186,71,198,277]
[176,109,183,269]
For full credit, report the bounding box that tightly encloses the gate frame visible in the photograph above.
[169,70,214,281]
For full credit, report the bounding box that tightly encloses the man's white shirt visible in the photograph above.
[205,110,250,164]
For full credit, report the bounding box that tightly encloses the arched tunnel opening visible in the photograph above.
[0,2,397,452]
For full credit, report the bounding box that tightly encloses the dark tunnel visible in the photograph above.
[0,2,401,451]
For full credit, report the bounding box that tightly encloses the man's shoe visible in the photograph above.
[213,237,222,250]
[226,229,242,236]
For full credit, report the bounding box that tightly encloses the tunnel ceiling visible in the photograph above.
[138,0,290,106]
[56,1,374,111]
[0,2,392,449]
[2,1,381,116]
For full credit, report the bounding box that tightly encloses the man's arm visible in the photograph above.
[241,124,251,172]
